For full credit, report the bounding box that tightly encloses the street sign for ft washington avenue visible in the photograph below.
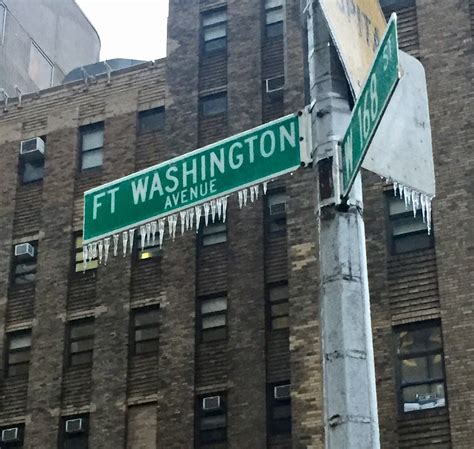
[83,113,307,243]
[341,14,400,197]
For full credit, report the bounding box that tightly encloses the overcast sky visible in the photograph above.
[76,0,169,62]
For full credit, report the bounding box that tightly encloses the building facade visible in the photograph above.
[0,0,472,448]
[0,0,100,97]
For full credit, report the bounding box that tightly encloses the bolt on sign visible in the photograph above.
[83,113,307,244]
[319,0,387,97]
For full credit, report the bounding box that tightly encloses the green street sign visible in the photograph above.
[341,14,400,197]
[83,113,303,243]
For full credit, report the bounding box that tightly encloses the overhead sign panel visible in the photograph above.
[83,114,304,243]
[341,15,400,197]
[319,0,387,96]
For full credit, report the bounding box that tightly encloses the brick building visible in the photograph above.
[0,0,472,448]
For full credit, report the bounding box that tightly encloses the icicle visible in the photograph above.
[185,209,191,231]
[204,202,210,226]
[98,240,104,264]
[158,219,165,247]
[420,195,427,223]
[168,215,174,238]
[87,243,93,264]
[426,197,432,235]
[146,223,151,246]
[403,186,409,208]
[243,189,248,207]
[151,221,157,245]
[393,181,398,196]
[263,181,268,194]
[104,237,111,265]
[82,245,88,273]
[216,198,223,221]
[122,231,128,257]
[250,186,255,202]
[140,225,147,249]
[238,190,243,209]
[113,234,120,257]
[91,242,98,260]
[129,229,135,253]
[180,210,186,235]
[170,214,178,241]
[254,184,259,200]
[222,196,228,223]
[195,205,202,231]
[189,207,195,231]
[210,200,217,223]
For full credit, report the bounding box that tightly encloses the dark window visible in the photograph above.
[74,234,98,273]
[202,9,227,54]
[266,190,287,234]
[68,319,94,367]
[199,295,227,342]
[197,394,227,444]
[138,107,165,134]
[268,382,291,434]
[395,322,447,413]
[201,221,227,247]
[137,238,162,260]
[268,282,289,330]
[386,192,433,254]
[132,307,160,355]
[5,331,31,377]
[20,157,44,183]
[265,75,285,93]
[11,241,37,287]
[200,93,227,117]
[265,0,284,38]
[80,123,103,170]
[60,415,88,449]
[0,424,25,448]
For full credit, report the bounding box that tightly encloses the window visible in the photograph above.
[266,190,287,234]
[197,394,227,444]
[268,282,289,330]
[60,415,88,449]
[387,192,433,254]
[395,322,447,413]
[80,123,104,170]
[265,75,285,93]
[202,9,227,54]
[200,93,227,117]
[138,107,165,134]
[0,3,6,45]
[268,382,291,434]
[199,295,227,342]
[265,0,284,38]
[28,41,53,90]
[68,319,94,367]
[20,158,44,183]
[6,331,31,377]
[132,307,160,355]
[11,242,37,287]
[201,221,227,246]
[137,239,161,260]
[0,424,25,448]
[74,234,98,272]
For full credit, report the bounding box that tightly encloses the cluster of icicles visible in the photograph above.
[392,181,433,234]
[81,182,269,270]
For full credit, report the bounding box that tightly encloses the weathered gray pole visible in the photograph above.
[304,1,380,448]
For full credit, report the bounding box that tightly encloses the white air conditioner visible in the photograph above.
[269,193,287,215]
[14,243,35,258]
[65,418,84,434]
[19,137,45,160]
[202,395,222,411]
[274,384,290,400]
[266,75,284,94]
[1,427,20,442]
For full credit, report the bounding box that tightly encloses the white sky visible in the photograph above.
[76,0,169,62]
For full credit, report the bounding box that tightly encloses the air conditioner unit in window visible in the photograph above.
[266,75,285,94]
[274,384,290,400]
[269,201,286,215]
[19,137,45,160]
[65,418,84,434]
[14,243,35,258]
[202,395,222,411]
[1,427,20,442]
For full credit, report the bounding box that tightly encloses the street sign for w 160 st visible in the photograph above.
[83,113,308,243]
[341,14,400,197]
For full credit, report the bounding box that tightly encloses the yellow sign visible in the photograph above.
[319,0,387,96]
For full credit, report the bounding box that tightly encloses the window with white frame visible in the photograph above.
[266,189,287,234]
[6,331,31,377]
[80,123,104,170]
[199,295,227,342]
[202,9,227,54]
[268,282,289,330]
[201,220,227,246]
[265,0,284,38]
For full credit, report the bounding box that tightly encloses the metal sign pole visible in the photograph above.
[305,1,380,448]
